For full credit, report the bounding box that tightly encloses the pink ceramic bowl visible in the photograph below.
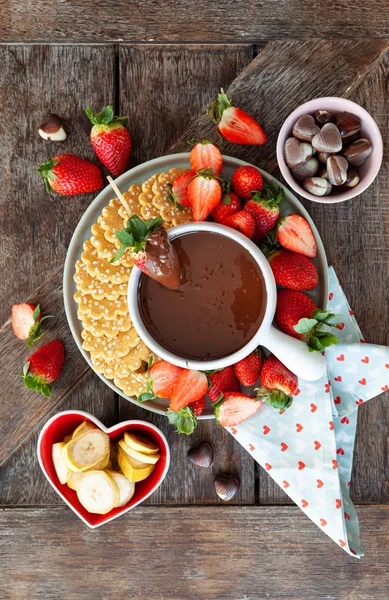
[277,97,383,204]
[37,410,170,528]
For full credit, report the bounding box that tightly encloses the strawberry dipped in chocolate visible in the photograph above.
[111,215,181,289]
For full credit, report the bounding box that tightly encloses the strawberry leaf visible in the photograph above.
[111,216,163,263]
[166,183,185,211]
[294,318,318,335]
[86,105,128,126]
[167,407,198,435]
[137,392,156,403]
[264,390,293,410]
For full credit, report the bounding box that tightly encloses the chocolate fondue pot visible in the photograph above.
[128,222,326,381]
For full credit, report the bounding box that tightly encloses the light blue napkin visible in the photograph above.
[226,266,388,558]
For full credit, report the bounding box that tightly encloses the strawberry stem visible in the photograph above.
[85,105,128,126]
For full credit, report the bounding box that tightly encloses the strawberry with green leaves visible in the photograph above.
[256,354,297,410]
[245,184,284,244]
[207,366,240,402]
[20,340,65,398]
[208,91,267,145]
[268,249,318,291]
[38,154,103,196]
[234,349,263,387]
[167,171,194,209]
[12,303,53,348]
[187,169,222,221]
[214,392,262,427]
[211,184,242,223]
[223,210,255,239]
[86,105,132,176]
[167,370,209,434]
[189,140,222,175]
[275,289,342,352]
[111,215,181,289]
[138,359,182,402]
[231,166,263,199]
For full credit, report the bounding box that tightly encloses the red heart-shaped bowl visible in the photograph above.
[37,410,170,528]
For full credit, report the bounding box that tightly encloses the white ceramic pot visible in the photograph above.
[128,222,326,381]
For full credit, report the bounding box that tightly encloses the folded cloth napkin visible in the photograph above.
[226,266,389,558]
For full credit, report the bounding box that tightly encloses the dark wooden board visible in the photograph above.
[1,1,389,43]
[0,44,116,325]
[1,505,388,599]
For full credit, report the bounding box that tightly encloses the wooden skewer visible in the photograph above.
[107,175,132,217]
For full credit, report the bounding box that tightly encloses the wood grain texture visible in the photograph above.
[1,505,389,599]
[1,1,389,42]
[0,370,117,505]
[0,44,115,325]
[119,44,254,166]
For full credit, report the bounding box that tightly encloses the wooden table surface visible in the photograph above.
[1,3,389,598]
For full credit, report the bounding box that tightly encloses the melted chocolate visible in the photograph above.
[138,231,266,361]
[143,228,181,290]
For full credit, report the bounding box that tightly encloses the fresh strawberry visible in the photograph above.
[231,166,263,199]
[208,92,267,145]
[189,140,222,175]
[38,154,103,196]
[112,215,181,289]
[138,360,182,401]
[12,303,53,348]
[189,396,205,416]
[21,340,65,398]
[234,349,263,386]
[275,289,342,352]
[244,184,284,243]
[211,190,241,224]
[214,392,262,427]
[223,210,255,239]
[256,354,297,410]
[207,366,240,402]
[277,214,317,258]
[268,250,318,290]
[187,171,222,221]
[167,406,198,435]
[86,105,132,177]
[170,369,209,412]
[167,171,194,208]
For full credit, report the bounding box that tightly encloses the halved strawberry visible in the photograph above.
[208,92,267,145]
[187,171,222,221]
[207,366,240,402]
[277,214,317,258]
[234,349,263,387]
[167,171,194,208]
[256,354,297,410]
[189,396,205,416]
[11,303,53,348]
[211,190,241,224]
[190,140,222,175]
[170,370,209,412]
[223,210,255,239]
[214,392,262,427]
[138,360,182,402]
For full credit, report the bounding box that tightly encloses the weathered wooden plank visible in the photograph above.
[118,43,256,504]
[1,1,389,42]
[0,44,115,325]
[0,370,117,505]
[0,505,388,599]
[119,44,254,165]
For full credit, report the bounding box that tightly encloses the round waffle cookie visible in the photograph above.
[80,312,133,339]
[152,168,193,226]
[114,371,148,397]
[82,327,140,360]
[81,240,130,284]
[137,173,163,221]
[74,261,128,301]
[90,222,133,268]
[74,290,129,320]
[99,198,127,244]
[92,341,151,380]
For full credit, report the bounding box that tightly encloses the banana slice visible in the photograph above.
[123,431,159,455]
[52,442,70,484]
[72,421,97,439]
[118,447,156,483]
[67,471,84,491]
[77,470,119,515]
[106,469,135,507]
[85,451,110,471]
[63,435,72,443]
[65,430,110,472]
[118,439,160,464]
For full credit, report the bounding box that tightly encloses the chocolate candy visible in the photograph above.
[327,155,348,186]
[317,165,329,180]
[342,138,372,167]
[335,111,361,141]
[312,123,342,153]
[303,177,332,197]
[292,115,320,142]
[214,474,240,501]
[291,157,319,181]
[188,442,213,468]
[285,137,313,168]
[339,167,360,189]
[318,151,331,164]
[314,110,333,126]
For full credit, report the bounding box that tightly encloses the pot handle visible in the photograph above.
[259,325,326,381]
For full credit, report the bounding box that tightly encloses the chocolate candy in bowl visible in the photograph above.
[291,157,319,182]
[303,177,332,197]
[343,138,372,167]
[292,115,320,142]
[311,123,342,153]
[335,111,361,141]
[314,109,333,126]
[284,137,313,168]
[327,155,348,186]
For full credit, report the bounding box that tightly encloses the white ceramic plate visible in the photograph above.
[63,153,328,418]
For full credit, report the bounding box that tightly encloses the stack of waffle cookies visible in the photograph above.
[74,168,193,398]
